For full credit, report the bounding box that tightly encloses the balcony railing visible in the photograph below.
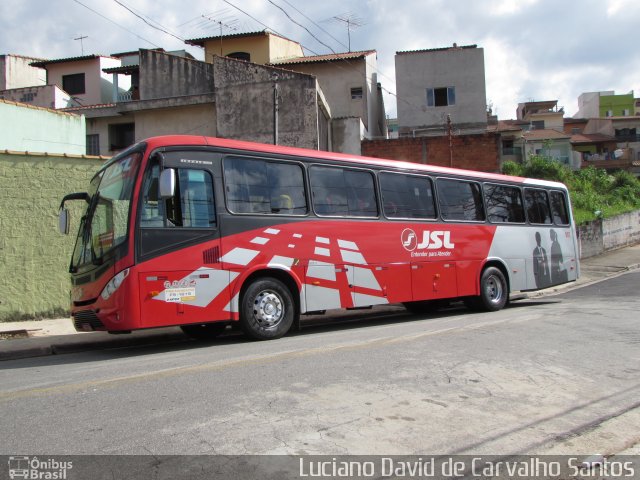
[117,91,133,102]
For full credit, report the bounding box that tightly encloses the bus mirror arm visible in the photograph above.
[58,192,90,210]
[159,168,176,198]
[57,192,90,235]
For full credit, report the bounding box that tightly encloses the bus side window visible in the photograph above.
[524,188,552,224]
[380,172,436,219]
[310,166,377,217]
[484,184,525,223]
[550,191,570,225]
[178,170,216,227]
[437,178,485,222]
[140,161,165,227]
[224,157,307,215]
[141,165,216,228]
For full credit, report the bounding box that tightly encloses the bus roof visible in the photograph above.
[142,135,568,190]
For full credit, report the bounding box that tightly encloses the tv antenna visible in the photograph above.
[74,35,88,55]
[200,11,240,56]
[328,13,365,52]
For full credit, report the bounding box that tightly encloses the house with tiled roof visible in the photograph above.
[30,55,129,107]
[271,50,387,152]
[186,30,304,65]
[58,49,327,155]
[186,31,387,154]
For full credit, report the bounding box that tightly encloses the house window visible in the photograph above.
[531,120,545,130]
[350,87,363,100]
[108,123,135,152]
[62,73,86,95]
[86,134,100,156]
[227,52,250,61]
[426,87,455,107]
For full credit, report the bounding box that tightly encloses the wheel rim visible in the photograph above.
[253,290,284,328]
[485,274,504,304]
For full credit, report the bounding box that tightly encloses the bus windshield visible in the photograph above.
[71,152,141,270]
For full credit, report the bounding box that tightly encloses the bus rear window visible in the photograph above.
[550,190,570,225]
[224,157,307,215]
[437,178,485,222]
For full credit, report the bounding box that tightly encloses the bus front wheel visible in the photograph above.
[466,266,508,312]
[240,277,294,340]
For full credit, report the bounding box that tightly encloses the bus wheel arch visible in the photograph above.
[465,261,510,312]
[238,269,300,340]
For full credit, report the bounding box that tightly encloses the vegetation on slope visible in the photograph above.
[502,155,640,225]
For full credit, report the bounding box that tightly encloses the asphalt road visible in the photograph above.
[1,272,639,456]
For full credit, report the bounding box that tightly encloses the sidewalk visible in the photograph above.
[2,243,639,362]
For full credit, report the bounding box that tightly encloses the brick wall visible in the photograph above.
[362,133,501,172]
[0,151,103,321]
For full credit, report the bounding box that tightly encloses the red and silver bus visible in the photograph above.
[59,135,579,340]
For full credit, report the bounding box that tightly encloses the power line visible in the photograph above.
[253,0,418,117]
[267,0,335,55]
[279,0,347,51]
[112,0,185,43]
[70,0,159,48]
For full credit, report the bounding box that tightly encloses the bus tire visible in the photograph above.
[240,277,294,340]
[475,266,508,312]
[181,322,228,341]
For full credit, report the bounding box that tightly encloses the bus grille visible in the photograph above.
[73,310,105,331]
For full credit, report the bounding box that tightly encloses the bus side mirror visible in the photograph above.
[58,208,70,235]
[159,168,176,198]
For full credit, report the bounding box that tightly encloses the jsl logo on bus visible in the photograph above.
[401,228,455,252]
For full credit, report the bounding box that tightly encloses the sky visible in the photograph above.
[2,0,639,120]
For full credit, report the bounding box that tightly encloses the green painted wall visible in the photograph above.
[0,101,86,155]
[599,92,634,117]
[0,152,104,321]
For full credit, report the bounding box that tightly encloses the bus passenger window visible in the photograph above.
[437,178,485,222]
[484,184,525,223]
[310,166,377,217]
[224,157,307,215]
[525,188,552,224]
[550,191,570,225]
[380,172,436,219]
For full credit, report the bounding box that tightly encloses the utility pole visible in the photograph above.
[272,73,279,145]
[447,114,453,167]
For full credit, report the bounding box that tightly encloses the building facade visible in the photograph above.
[63,49,326,156]
[395,44,487,137]
[0,54,46,90]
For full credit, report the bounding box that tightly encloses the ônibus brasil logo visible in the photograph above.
[401,228,455,252]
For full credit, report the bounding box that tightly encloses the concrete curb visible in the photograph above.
[0,328,188,362]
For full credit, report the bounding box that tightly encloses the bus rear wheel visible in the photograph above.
[240,277,294,340]
[466,266,508,312]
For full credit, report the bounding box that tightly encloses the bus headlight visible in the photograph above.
[101,269,130,301]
